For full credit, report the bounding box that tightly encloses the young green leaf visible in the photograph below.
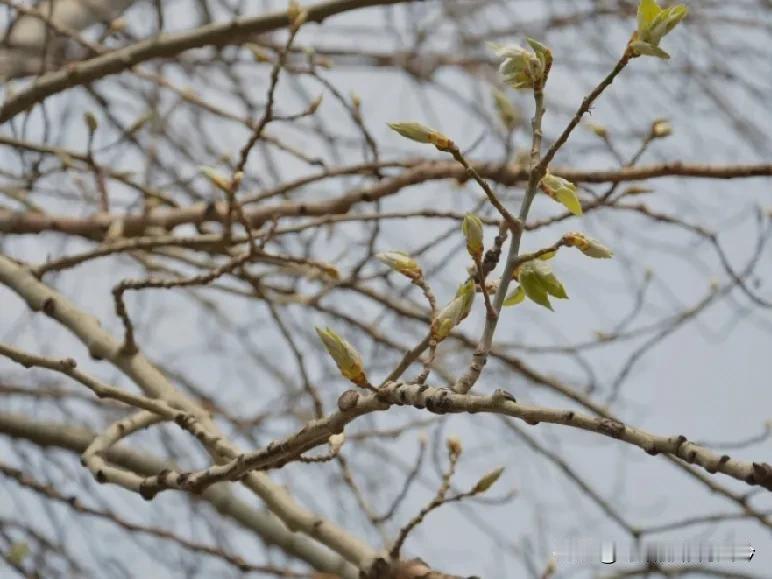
[532,260,568,299]
[633,0,688,59]
[519,260,569,310]
[519,268,553,311]
[503,285,526,307]
[526,37,553,79]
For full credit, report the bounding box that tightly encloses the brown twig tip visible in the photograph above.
[138,483,158,501]
[493,388,517,403]
[119,342,139,356]
[363,557,473,579]
[41,297,56,316]
[597,418,626,439]
[751,462,772,490]
[337,389,360,412]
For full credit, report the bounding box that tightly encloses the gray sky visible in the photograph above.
[1,1,771,577]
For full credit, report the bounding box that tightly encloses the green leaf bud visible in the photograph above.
[539,173,583,215]
[376,251,423,280]
[650,119,672,138]
[432,280,476,341]
[315,326,367,386]
[503,285,526,307]
[492,88,521,131]
[462,213,485,260]
[83,112,98,135]
[387,122,454,151]
[471,466,505,494]
[563,232,614,258]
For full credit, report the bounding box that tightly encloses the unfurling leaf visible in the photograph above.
[489,38,552,90]
[632,0,688,59]
[471,466,505,494]
[539,173,583,215]
[519,260,569,311]
[503,285,526,307]
[519,270,553,311]
[376,251,423,280]
[315,327,367,386]
[629,40,671,59]
[526,38,553,78]
[538,267,568,299]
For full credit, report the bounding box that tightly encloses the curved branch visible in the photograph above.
[131,381,772,497]
[0,0,410,122]
[1,162,770,237]
[0,411,357,577]
[0,254,377,571]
